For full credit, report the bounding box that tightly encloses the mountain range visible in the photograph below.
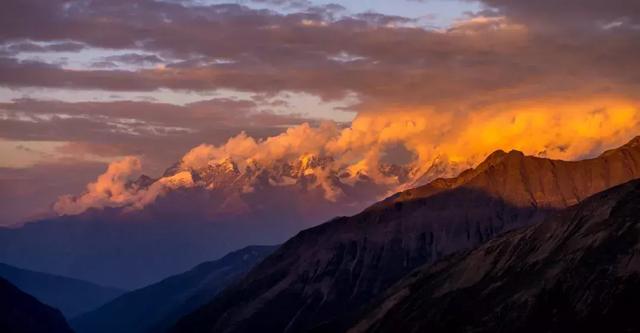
[0,262,124,318]
[0,152,455,289]
[171,136,640,332]
[348,178,640,333]
[71,245,277,333]
[3,137,640,333]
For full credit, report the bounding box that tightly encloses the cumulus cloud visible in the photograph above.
[184,95,640,181]
[53,156,194,215]
[54,157,143,215]
[1,0,638,109]
[5,0,640,219]
[54,94,640,215]
[199,97,640,174]
[181,122,340,170]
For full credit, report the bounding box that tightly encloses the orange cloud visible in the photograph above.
[54,157,195,215]
[54,157,143,215]
[55,95,640,215]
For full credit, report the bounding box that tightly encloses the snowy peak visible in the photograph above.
[293,154,333,176]
[191,158,241,189]
[158,153,419,198]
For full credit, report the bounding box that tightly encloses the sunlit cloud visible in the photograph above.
[3,0,640,224]
[54,95,640,215]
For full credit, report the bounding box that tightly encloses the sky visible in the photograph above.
[1,0,640,225]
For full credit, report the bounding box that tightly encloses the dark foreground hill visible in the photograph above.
[0,277,73,333]
[349,179,640,333]
[0,262,124,318]
[172,137,640,333]
[72,245,276,333]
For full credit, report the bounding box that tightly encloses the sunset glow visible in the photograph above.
[1,2,640,332]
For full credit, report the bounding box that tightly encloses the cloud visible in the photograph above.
[53,156,196,215]
[481,0,640,30]
[54,156,143,215]
[0,0,637,110]
[0,97,314,175]
[53,94,640,215]
[4,0,640,219]
[192,96,640,183]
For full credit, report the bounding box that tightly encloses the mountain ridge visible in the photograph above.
[71,245,276,333]
[0,277,74,333]
[171,136,640,333]
[0,153,449,289]
[348,178,640,333]
[0,262,124,318]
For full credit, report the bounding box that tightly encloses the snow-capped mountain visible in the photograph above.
[130,153,430,218]
[0,153,458,289]
[170,137,640,333]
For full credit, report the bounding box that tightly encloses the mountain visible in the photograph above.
[0,277,74,333]
[0,262,124,318]
[72,245,276,333]
[0,214,282,289]
[348,179,640,333]
[0,154,432,289]
[171,136,640,333]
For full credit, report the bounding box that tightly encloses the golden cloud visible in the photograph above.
[55,95,640,215]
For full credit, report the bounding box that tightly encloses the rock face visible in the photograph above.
[71,245,276,333]
[349,179,640,333]
[0,277,74,333]
[171,137,640,333]
[0,262,124,318]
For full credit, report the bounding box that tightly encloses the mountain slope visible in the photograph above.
[0,156,421,289]
[0,277,74,333]
[171,137,640,333]
[0,213,286,289]
[72,245,277,333]
[349,179,640,333]
[0,262,124,318]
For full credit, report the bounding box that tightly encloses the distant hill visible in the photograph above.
[0,277,73,333]
[0,262,125,318]
[72,245,277,333]
[349,179,640,332]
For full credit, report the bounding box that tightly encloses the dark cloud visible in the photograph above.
[481,0,640,30]
[2,41,86,54]
[0,0,638,111]
[0,98,313,175]
[102,53,164,66]
[2,0,640,225]
[248,0,313,9]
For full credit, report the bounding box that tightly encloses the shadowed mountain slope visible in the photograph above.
[0,156,416,289]
[172,137,640,333]
[350,179,640,333]
[72,245,276,333]
[0,262,124,318]
[0,277,74,333]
